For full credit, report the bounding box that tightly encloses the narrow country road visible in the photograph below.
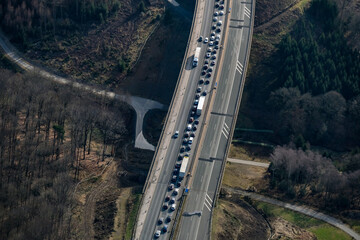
[227,158,270,168]
[223,187,360,240]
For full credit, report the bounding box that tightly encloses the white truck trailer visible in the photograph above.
[193,47,201,67]
[179,156,189,179]
[196,96,205,115]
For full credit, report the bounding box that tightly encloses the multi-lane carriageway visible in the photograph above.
[134,0,255,238]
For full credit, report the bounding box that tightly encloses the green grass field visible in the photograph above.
[253,201,352,240]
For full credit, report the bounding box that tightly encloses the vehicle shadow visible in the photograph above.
[185,56,194,70]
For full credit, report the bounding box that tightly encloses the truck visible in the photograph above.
[179,156,189,179]
[196,96,205,115]
[193,47,201,67]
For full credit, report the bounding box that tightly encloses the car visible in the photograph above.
[180,146,185,152]
[170,197,176,204]
[204,37,209,43]
[191,110,196,116]
[178,155,183,160]
[163,204,169,210]
[174,130,179,138]
[213,17,218,22]
[210,35,215,41]
[155,230,161,238]
[201,70,206,75]
[171,175,177,182]
[205,79,210,85]
[165,195,170,201]
[194,99,199,105]
[186,145,191,151]
[173,168,179,174]
[212,49,217,55]
[189,117,194,123]
[194,119,200,125]
[203,65,208,70]
[202,91,207,96]
[211,55,217,60]
[212,24,217,30]
[206,53,211,58]
[193,125,198,131]
[184,132,189,138]
[215,3,219,8]
[195,93,200,99]
[214,40,219,45]
[198,36,203,42]
[214,45,219,49]
[184,153,190,157]
[219,10,224,15]
[168,184,174,190]
[176,181,181,187]
[219,5,224,9]
[188,137,194,144]
[211,60,216,66]
[170,204,176,211]
[207,47,212,52]
[216,28,221,33]
[173,189,179,195]
[187,124,192,131]
[182,138,187,145]
[175,162,181,168]
[190,132,195,137]
[217,20,222,26]
[216,34,221,40]
[199,79,204,84]
[208,67,213,72]
[158,217,164,225]
[166,216,172,223]
[214,11,218,16]
[204,60,209,64]
[162,225,168,233]
[197,87,202,92]
[206,73,212,78]
[209,41,214,46]
[211,31,216,36]
[192,105,197,111]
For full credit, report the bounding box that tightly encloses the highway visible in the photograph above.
[134,0,227,239]
[176,0,255,239]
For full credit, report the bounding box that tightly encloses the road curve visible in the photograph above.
[0,31,165,151]
[224,187,360,240]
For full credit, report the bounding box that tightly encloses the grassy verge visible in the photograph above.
[253,201,352,240]
[125,193,142,240]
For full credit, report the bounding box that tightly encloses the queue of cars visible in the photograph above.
[154,0,225,238]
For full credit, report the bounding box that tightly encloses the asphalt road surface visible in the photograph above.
[135,0,227,238]
[176,0,255,239]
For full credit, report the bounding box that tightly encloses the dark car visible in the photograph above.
[163,204,168,210]
[158,218,164,225]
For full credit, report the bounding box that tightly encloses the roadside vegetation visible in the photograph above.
[221,0,360,238]
[0,0,165,86]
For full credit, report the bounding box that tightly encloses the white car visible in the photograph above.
[214,11,218,16]
[217,20,222,26]
[188,137,194,144]
[207,47,212,52]
[210,35,215,41]
[204,37,209,43]
[154,230,161,238]
[174,130,179,138]
[209,41,214,46]
[213,17,218,22]
[187,124,192,131]
[170,204,176,211]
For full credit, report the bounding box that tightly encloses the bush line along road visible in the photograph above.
[134,0,255,238]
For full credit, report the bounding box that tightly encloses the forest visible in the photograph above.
[264,0,360,149]
[277,0,360,98]
[269,146,360,211]
[0,0,125,44]
[0,69,131,239]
